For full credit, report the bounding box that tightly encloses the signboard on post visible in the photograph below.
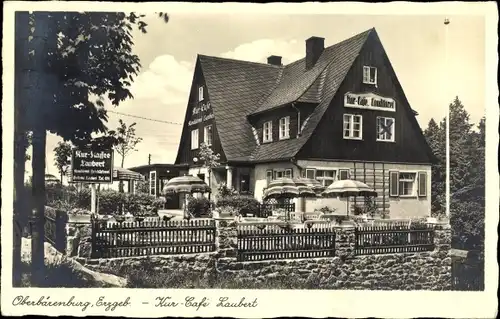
[70,146,114,183]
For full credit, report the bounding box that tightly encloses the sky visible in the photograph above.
[34,13,485,179]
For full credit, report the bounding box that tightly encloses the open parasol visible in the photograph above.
[322,179,377,216]
[162,175,211,219]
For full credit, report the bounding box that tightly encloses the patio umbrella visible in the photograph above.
[322,179,377,216]
[292,178,318,197]
[263,178,300,199]
[162,175,211,219]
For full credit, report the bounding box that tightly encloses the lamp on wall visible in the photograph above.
[193,157,199,163]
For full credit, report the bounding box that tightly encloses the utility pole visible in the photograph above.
[444,17,450,218]
[148,154,151,165]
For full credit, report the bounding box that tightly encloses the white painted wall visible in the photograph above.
[297,160,432,218]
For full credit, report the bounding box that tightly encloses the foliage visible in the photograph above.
[450,200,485,251]
[318,206,336,214]
[115,119,143,168]
[186,196,214,218]
[363,197,379,218]
[423,96,485,252]
[217,195,260,217]
[217,183,238,199]
[136,180,150,194]
[125,193,165,216]
[198,142,221,171]
[53,141,72,183]
[352,205,364,216]
[97,189,126,215]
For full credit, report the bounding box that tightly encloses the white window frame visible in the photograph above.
[390,170,424,198]
[263,121,273,143]
[204,125,213,146]
[376,116,395,142]
[191,129,199,150]
[303,168,316,179]
[363,66,377,85]
[149,171,157,196]
[279,116,290,140]
[338,168,350,180]
[343,114,363,140]
[198,86,204,102]
[316,169,337,187]
[273,168,292,180]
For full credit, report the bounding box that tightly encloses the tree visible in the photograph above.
[53,141,72,184]
[14,11,168,286]
[423,97,485,255]
[115,119,143,168]
[198,142,221,201]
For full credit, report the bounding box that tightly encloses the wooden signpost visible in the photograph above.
[70,145,114,213]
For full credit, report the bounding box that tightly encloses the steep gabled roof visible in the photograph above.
[250,29,372,161]
[189,28,387,163]
[199,55,282,160]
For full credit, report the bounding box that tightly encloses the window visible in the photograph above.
[376,117,395,142]
[204,125,213,146]
[279,116,290,140]
[149,171,157,196]
[363,66,377,85]
[273,168,292,179]
[339,169,350,180]
[266,170,273,184]
[263,121,273,143]
[303,169,316,179]
[399,172,416,196]
[316,169,336,187]
[390,171,426,197]
[343,114,363,139]
[198,86,204,102]
[191,129,199,150]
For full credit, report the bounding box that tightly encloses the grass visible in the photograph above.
[16,261,94,288]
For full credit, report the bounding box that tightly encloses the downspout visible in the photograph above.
[291,102,301,136]
[290,157,306,213]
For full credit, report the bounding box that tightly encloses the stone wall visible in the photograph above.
[73,219,452,290]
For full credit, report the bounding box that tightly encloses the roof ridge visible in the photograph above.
[198,54,283,69]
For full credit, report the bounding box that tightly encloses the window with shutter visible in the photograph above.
[389,171,399,197]
[418,171,427,197]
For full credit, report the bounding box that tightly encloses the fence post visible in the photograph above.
[90,215,97,258]
[334,225,356,260]
[55,210,68,254]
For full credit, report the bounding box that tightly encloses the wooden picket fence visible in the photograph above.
[91,218,216,258]
[354,224,435,255]
[237,225,336,261]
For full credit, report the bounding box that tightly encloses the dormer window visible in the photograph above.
[263,121,273,143]
[279,116,290,140]
[198,86,204,102]
[363,66,377,85]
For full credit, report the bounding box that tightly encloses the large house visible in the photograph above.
[173,28,436,218]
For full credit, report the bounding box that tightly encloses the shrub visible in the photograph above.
[97,189,126,215]
[318,206,335,214]
[217,195,260,217]
[124,193,163,216]
[187,196,214,218]
[217,183,238,199]
[73,188,91,209]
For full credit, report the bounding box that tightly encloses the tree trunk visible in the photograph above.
[27,12,59,286]
[31,128,47,286]
[13,11,30,287]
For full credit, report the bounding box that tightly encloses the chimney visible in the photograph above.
[305,36,325,70]
[267,55,282,66]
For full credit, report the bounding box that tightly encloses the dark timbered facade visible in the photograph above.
[174,28,436,218]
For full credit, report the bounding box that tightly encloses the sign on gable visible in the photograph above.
[344,92,396,112]
[189,101,214,126]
